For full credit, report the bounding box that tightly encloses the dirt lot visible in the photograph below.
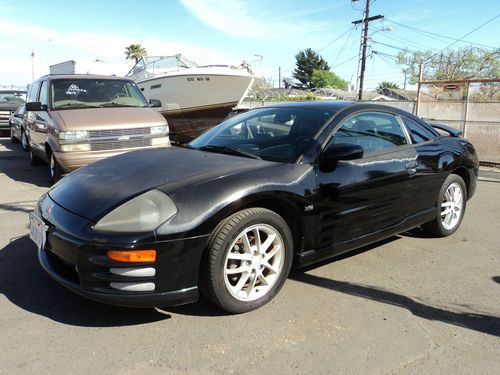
[0,138,499,375]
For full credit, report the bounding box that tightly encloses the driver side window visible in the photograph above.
[333,112,408,154]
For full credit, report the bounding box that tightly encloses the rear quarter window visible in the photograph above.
[402,118,433,143]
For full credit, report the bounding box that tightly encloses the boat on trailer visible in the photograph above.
[127,55,254,143]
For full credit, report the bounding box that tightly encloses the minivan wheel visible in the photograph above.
[30,148,43,166]
[423,174,467,237]
[49,152,62,185]
[201,208,293,313]
[21,129,29,151]
[10,127,19,143]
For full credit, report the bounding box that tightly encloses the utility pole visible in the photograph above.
[278,66,281,89]
[352,1,383,100]
[415,62,423,116]
[31,50,35,83]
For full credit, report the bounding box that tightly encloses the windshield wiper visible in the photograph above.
[197,145,261,160]
[55,103,102,109]
[99,103,140,108]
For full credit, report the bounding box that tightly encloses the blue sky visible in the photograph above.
[1,0,498,89]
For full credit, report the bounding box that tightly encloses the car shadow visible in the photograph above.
[289,273,500,337]
[0,138,50,187]
[0,236,170,327]
[492,276,500,284]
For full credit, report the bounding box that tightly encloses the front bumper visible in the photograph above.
[54,143,170,172]
[36,194,209,308]
[38,247,198,307]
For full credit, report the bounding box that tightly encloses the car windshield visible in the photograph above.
[0,91,26,104]
[51,79,149,110]
[189,107,334,163]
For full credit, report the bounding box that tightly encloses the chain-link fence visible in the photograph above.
[416,79,500,164]
[242,79,499,164]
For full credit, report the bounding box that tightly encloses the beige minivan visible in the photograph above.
[25,74,170,184]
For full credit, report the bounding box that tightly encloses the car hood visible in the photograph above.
[48,147,275,221]
[53,107,166,131]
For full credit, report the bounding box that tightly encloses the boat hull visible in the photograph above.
[161,102,237,144]
[136,73,253,143]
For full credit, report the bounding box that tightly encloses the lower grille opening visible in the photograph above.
[45,249,80,284]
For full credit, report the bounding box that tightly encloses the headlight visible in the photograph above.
[59,130,89,141]
[151,125,168,136]
[93,190,177,232]
[60,143,91,152]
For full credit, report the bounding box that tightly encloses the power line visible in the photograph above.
[428,13,500,61]
[331,54,359,69]
[376,31,439,52]
[329,27,356,66]
[276,26,357,79]
[317,27,355,53]
[385,17,499,50]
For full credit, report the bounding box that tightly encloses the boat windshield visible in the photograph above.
[51,79,149,110]
[189,107,334,163]
[126,55,199,77]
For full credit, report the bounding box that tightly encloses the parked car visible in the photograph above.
[29,102,478,313]
[25,74,169,184]
[0,88,26,136]
[9,104,29,150]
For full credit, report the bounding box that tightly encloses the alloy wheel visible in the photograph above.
[223,224,285,301]
[441,182,464,230]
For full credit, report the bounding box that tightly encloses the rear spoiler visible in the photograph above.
[430,123,462,137]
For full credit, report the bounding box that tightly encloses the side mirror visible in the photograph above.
[322,143,363,163]
[25,102,46,111]
[149,99,161,108]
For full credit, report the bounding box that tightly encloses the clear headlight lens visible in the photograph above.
[93,190,177,232]
[60,143,91,152]
[151,125,168,136]
[59,130,89,141]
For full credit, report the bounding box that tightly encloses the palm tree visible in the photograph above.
[124,44,147,63]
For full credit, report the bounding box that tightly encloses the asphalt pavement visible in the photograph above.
[0,138,499,375]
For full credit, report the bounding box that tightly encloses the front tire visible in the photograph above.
[423,174,467,237]
[201,208,293,313]
[49,151,62,185]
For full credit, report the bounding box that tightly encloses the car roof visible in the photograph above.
[262,100,356,112]
[35,74,130,82]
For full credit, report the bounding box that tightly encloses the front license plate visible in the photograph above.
[29,212,48,250]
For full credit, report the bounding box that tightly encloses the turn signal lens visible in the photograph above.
[106,250,156,263]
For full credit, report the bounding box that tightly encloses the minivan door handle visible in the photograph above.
[405,161,418,169]
[405,160,418,175]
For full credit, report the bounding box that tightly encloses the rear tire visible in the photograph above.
[10,126,19,143]
[30,148,43,166]
[21,129,29,151]
[422,174,467,237]
[201,208,293,313]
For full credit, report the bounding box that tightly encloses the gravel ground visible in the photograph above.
[0,138,498,375]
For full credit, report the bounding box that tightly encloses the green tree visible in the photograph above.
[124,44,147,63]
[376,81,400,92]
[292,48,330,89]
[397,46,500,84]
[311,69,348,89]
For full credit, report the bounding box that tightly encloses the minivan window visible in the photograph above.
[28,82,40,102]
[39,81,49,106]
[51,79,149,110]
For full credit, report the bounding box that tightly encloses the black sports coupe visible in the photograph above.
[29,101,479,313]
